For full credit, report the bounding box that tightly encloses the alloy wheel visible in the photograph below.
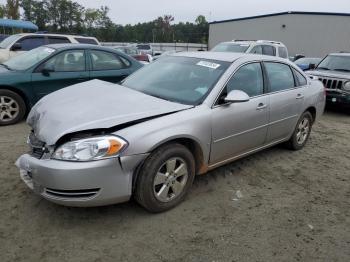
[153,157,189,202]
[296,117,310,145]
[0,96,20,122]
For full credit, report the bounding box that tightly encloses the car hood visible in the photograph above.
[27,79,193,145]
[306,69,350,79]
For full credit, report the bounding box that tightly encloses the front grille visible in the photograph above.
[45,188,100,199]
[318,77,344,90]
[28,131,45,159]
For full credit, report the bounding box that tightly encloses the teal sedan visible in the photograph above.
[0,44,143,125]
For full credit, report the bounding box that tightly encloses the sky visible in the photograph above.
[1,0,349,25]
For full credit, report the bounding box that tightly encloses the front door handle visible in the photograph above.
[296,94,304,99]
[256,103,267,110]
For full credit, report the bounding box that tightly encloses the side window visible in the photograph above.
[293,68,307,86]
[262,45,276,56]
[75,38,98,45]
[17,37,45,51]
[48,37,71,44]
[90,50,125,70]
[250,45,263,54]
[43,50,85,72]
[265,62,295,92]
[226,63,264,97]
[278,47,288,58]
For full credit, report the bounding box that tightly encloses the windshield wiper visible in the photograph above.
[0,63,11,70]
[317,67,330,70]
[333,68,350,72]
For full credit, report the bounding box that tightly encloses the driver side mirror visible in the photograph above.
[309,63,316,70]
[10,42,22,51]
[224,90,250,103]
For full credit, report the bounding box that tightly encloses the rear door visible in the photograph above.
[210,62,269,164]
[88,49,131,83]
[31,49,89,101]
[263,62,306,143]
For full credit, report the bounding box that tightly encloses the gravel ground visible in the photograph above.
[0,109,349,262]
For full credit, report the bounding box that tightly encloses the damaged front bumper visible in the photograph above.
[15,153,148,207]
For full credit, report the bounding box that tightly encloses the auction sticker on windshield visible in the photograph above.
[197,61,221,69]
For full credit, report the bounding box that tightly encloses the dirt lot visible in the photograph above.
[0,109,349,262]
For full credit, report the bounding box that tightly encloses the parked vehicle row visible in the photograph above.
[113,45,153,63]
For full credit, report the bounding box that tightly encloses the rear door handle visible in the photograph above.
[296,94,304,99]
[256,103,267,110]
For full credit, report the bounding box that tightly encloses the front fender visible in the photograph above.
[114,106,212,166]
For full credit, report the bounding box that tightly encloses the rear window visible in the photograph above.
[75,37,98,45]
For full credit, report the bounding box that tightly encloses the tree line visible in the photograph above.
[0,0,209,43]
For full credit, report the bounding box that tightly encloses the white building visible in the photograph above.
[209,11,350,57]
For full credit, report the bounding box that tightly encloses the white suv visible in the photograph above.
[0,33,100,63]
[211,40,289,59]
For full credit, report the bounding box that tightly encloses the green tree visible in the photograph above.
[6,0,20,19]
[0,4,6,18]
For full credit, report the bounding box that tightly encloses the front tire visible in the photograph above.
[286,111,313,150]
[135,143,195,213]
[0,89,26,126]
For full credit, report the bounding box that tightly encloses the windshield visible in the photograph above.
[122,56,230,105]
[211,43,250,53]
[0,34,22,49]
[317,55,350,71]
[3,46,56,70]
[295,58,321,65]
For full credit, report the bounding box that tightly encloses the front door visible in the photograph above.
[31,49,89,102]
[210,62,269,165]
[263,62,306,143]
[89,49,131,83]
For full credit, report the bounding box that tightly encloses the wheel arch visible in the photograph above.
[304,106,316,123]
[132,136,208,192]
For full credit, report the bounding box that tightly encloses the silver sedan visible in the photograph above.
[16,52,326,212]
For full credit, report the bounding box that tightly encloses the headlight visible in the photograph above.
[52,136,128,161]
[343,81,350,91]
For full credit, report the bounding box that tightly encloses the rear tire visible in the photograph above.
[0,89,26,126]
[286,111,313,150]
[134,143,195,213]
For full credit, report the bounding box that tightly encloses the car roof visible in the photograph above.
[329,52,350,56]
[16,33,97,39]
[219,40,286,47]
[43,43,115,51]
[173,51,289,63]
